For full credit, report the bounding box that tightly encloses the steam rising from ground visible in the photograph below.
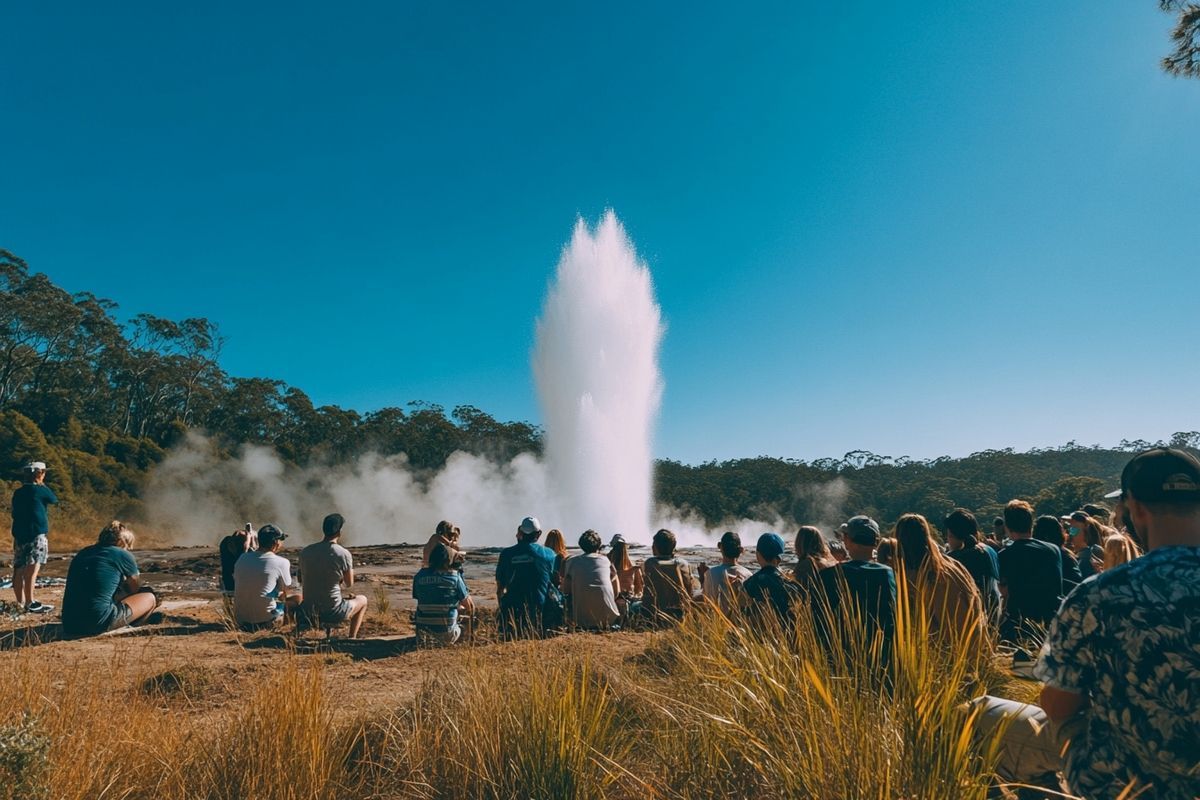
[145,213,821,548]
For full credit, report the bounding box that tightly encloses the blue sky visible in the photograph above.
[2,2,1197,464]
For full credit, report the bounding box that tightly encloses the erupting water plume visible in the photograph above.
[534,212,665,543]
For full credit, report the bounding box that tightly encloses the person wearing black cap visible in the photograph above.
[10,461,57,614]
[1031,447,1200,799]
[817,515,897,654]
[232,524,301,631]
[740,532,803,627]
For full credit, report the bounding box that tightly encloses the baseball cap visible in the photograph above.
[609,534,626,547]
[257,524,287,547]
[519,516,541,536]
[844,515,881,545]
[22,461,47,471]
[756,532,786,559]
[1119,447,1200,505]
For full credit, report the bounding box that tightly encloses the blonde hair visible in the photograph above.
[1102,534,1140,570]
[98,520,135,549]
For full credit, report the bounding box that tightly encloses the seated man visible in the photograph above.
[701,531,753,616]
[641,528,698,621]
[741,532,802,627]
[562,530,620,631]
[495,516,559,636]
[817,515,897,663]
[1032,448,1200,799]
[232,524,301,631]
[412,543,473,645]
[61,521,159,638]
[299,513,369,638]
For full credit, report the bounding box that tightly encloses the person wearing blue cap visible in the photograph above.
[740,532,803,626]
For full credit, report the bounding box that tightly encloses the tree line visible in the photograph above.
[1,249,1196,534]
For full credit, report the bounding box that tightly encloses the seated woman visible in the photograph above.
[412,543,474,645]
[422,520,464,569]
[62,521,159,638]
[544,528,568,590]
[893,514,987,648]
[607,534,643,618]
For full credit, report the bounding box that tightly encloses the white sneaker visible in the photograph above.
[26,601,54,614]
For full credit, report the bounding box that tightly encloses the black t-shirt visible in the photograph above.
[998,538,1062,623]
[219,533,247,592]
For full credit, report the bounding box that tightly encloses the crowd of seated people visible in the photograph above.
[37,445,1195,798]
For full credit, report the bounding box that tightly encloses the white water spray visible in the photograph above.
[534,212,664,543]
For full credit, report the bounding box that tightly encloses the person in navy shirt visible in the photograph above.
[10,461,57,614]
[413,543,473,645]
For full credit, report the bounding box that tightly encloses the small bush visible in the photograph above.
[0,713,50,800]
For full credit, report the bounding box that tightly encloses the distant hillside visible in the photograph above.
[2,248,1195,536]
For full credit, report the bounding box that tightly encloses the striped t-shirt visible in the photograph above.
[412,568,469,633]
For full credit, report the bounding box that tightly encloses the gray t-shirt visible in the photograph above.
[233,549,293,624]
[702,562,753,615]
[299,539,353,614]
[563,552,620,629]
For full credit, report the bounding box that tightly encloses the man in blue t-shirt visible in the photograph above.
[495,516,558,636]
[817,515,897,665]
[62,522,159,637]
[412,543,473,645]
[10,461,58,614]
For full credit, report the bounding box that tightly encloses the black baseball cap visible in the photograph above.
[258,524,287,547]
[843,515,881,546]
[1118,447,1200,505]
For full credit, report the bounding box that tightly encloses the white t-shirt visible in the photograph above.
[563,553,620,629]
[233,549,293,624]
[702,562,753,615]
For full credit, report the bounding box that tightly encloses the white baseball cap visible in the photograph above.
[22,461,47,471]
[519,516,541,536]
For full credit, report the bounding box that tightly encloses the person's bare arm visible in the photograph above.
[342,568,354,588]
[461,594,475,614]
[1040,685,1085,723]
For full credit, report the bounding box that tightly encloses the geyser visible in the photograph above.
[533,212,665,543]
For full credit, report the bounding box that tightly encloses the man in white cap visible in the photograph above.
[495,515,558,636]
[10,461,57,614]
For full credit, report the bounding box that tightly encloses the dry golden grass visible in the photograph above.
[0,584,1060,800]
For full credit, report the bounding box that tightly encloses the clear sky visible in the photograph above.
[2,2,1197,465]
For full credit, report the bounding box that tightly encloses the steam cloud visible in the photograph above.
[143,213,835,549]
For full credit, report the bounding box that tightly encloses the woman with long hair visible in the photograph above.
[1101,532,1141,571]
[607,534,643,618]
[1067,512,1105,579]
[544,528,568,589]
[792,526,838,592]
[62,521,159,638]
[893,513,986,645]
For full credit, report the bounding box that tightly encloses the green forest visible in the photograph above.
[2,248,1196,537]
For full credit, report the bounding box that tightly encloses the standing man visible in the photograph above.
[996,499,1062,642]
[298,513,368,638]
[10,461,57,614]
[1033,447,1200,798]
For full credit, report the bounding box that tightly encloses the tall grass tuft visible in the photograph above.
[356,648,635,800]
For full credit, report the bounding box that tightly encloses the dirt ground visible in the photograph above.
[0,542,671,720]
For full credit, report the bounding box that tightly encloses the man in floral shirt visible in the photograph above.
[1035,447,1200,799]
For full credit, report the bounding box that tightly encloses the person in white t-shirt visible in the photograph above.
[701,531,753,616]
[233,524,301,630]
[562,530,621,630]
